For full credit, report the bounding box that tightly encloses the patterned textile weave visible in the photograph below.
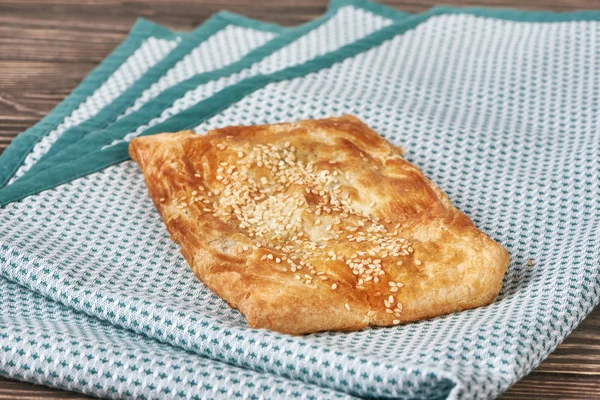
[0,19,183,188]
[11,0,403,186]
[6,13,282,186]
[0,278,352,399]
[1,4,599,400]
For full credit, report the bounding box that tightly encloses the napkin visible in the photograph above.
[1,2,599,400]
[0,19,184,188]
[9,0,406,189]
[0,13,283,188]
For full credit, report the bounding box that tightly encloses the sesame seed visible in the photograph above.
[331,283,338,290]
[415,260,422,265]
[194,141,420,300]
[344,303,350,311]
[392,319,400,325]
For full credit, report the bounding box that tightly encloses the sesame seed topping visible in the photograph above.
[392,319,400,325]
[183,139,420,314]
[344,303,351,311]
[415,260,422,265]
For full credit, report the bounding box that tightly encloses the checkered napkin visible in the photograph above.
[0,1,599,399]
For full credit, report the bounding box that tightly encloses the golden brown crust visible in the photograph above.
[129,115,509,335]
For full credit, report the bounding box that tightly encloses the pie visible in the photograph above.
[129,115,509,335]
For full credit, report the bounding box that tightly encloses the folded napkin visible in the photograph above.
[1,2,599,399]
[7,0,406,192]
[0,278,351,399]
[0,13,283,188]
[0,19,184,188]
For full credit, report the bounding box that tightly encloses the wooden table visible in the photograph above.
[0,0,598,398]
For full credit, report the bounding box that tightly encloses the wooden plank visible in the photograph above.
[0,377,91,399]
[502,372,600,399]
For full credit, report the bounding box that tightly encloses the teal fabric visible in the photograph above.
[13,11,284,184]
[0,19,183,189]
[12,0,407,187]
[0,278,352,399]
[1,2,600,399]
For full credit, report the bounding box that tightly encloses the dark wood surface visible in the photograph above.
[0,0,598,398]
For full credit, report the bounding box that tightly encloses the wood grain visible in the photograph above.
[0,0,598,398]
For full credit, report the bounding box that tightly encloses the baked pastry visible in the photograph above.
[129,115,509,335]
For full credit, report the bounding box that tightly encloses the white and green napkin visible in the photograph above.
[0,2,598,400]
